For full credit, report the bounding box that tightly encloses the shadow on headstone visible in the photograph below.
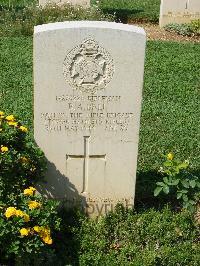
[37,159,86,212]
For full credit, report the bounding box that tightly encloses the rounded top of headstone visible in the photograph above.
[34,21,146,36]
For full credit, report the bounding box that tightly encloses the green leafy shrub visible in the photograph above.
[190,19,200,35]
[0,111,61,264]
[0,189,61,264]
[0,3,115,37]
[164,20,200,36]
[0,111,46,203]
[164,23,193,36]
[154,153,200,210]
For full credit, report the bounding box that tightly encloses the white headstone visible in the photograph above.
[34,21,146,216]
[39,0,90,8]
[160,0,200,27]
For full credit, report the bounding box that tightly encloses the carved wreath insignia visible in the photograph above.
[63,38,114,94]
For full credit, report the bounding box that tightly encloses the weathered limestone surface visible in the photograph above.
[160,0,200,27]
[34,21,146,216]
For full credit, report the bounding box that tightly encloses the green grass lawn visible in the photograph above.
[95,0,160,23]
[56,206,200,265]
[0,37,199,201]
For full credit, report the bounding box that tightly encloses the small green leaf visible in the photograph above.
[183,201,189,209]
[174,166,180,174]
[172,179,180,186]
[180,189,188,194]
[154,186,163,197]
[188,204,195,212]
[163,176,169,184]
[189,180,196,188]
[182,194,188,202]
[165,170,171,175]
[181,180,190,188]
[163,185,170,194]
[156,182,165,187]
[177,192,182,199]
[188,200,195,205]
[178,162,189,170]
[164,161,173,167]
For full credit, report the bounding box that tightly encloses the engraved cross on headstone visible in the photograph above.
[185,0,190,9]
[66,136,106,194]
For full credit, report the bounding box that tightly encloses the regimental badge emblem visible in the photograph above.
[63,38,114,94]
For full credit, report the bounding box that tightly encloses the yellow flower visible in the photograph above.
[0,111,4,119]
[42,235,53,245]
[42,226,50,235]
[38,226,52,244]
[15,210,24,217]
[20,228,30,236]
[23,187,36,196]
[28,201,41,210]
[33,225,40,233]
[1,146,8,153]
[6,115,15,122]
[29,186,36,192]
[33,225,52,244]
[8,121,18,127]
[167,152,174,160]
[23,188,32,196]
[4,207,16,218]
[23,213,30,222]
[19,126,28,132]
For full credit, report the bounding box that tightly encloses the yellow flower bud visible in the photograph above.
[5,115,15,122]
[42,235,53,245]
[8,121,18,127]
[19,126,28,132]
[23,187,36,196]
[167,152,174,161]
[4,207,16,218]
[20,228,30,236]
[28,201,41,210]
[33,226,41,232]
[1,146,8,153]
[23,214,30,222]
[0,111,4,119]
[15,210,24,217]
